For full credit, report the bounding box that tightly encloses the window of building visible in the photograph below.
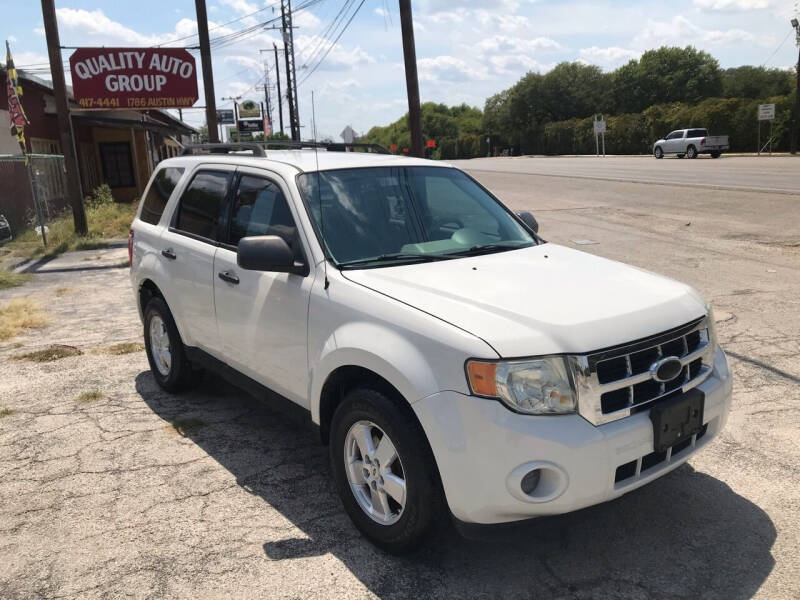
[228,175,296,246]
[174,171,231,240]
[99,141,135,188]
[140,167,185,225]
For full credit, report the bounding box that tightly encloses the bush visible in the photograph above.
[84,184,114,209]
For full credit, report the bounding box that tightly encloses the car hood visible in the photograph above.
[341,244,706,357]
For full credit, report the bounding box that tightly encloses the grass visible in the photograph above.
[14,344,82,362]
[54,287,74,296]
[75,390,104,404]
[168,418,207,437]
[0,407,17,418]
[4,201,136,261]
[106,341,144,355]
[0,268,31,290]
[0,299,49,341]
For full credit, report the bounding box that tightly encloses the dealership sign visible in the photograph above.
[69,47,198,110]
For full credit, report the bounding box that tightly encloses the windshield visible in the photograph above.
[296,166,535,268]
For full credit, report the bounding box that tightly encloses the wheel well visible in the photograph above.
[138,279,164,314]
[318,365,411,445]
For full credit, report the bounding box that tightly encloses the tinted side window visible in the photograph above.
[175,171,231,240]
[228,175,296,246]
[140,167,184,225]
[666,131,683,140]
[688,129,707,138]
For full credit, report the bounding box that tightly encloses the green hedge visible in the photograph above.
[530,95,793,155]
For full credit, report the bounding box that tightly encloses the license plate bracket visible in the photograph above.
[649,389,705,453]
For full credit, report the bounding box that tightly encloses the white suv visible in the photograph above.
[129,143,732,553]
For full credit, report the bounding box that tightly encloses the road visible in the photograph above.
[452,155,800,195]
[1,158,799,598]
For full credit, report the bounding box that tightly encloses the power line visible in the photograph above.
[761,29,793,67]
[298,0,364,86]
[300,0,355,69]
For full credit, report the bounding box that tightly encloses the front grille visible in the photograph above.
[614,424,708,484]
[571,316,715,426]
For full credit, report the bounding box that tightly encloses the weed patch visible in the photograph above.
[106,341,144,355]
[168,418,207,437]
[0,299,49,340]
[0,407,17,418]
[14,344,82,362]
[75,390,104,404]
[0,268,30,290]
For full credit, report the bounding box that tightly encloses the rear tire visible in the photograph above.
[143,297,200,392]
[711,151,721,159]
[654,146,664,159]
[686,145,698,159]
[329,387,443,554]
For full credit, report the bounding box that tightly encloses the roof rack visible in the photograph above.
[181,141,391,157]
[181,143,265,156]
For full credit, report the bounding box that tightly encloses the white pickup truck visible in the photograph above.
[129,143,732,552]
[653,128,729,159]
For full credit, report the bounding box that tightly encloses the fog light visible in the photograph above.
[520,469,541,495]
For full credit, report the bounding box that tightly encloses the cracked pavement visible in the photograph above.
[1,162,799,598]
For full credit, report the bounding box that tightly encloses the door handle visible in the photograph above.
[161,248,177,260]
[218,271,239,285]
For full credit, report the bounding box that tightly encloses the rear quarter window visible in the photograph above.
[688,129,707,138]
[140,167,184,225]
[174,170,232,240]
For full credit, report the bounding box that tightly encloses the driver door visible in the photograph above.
[213,168,315,407]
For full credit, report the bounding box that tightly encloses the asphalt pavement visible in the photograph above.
[1,157,798,599]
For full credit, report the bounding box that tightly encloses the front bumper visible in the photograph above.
[413,348,732,525]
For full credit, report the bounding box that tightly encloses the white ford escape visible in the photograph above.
[129,143,732,553]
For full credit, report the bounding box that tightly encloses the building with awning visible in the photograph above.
[1,67,198,214]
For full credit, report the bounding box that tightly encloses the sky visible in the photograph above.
[2,0,799,140]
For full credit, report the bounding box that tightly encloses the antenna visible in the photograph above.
[311,90,329,290]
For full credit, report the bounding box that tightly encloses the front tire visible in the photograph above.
[686,145,698,159]
[143,297,199,392]
[330,387,443,553]
[654,146,664,159]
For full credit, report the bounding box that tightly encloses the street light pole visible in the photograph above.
[399,0,423,158]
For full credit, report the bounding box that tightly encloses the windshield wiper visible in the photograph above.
[442,242,530,257]
[338,252,451,269]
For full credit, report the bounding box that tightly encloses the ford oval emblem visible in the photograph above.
[651,356,683,383]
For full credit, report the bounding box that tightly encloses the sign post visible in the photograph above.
[757,103,776,156]
[593,116,606,157]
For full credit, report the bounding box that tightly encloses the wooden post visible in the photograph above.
[41,0,87,235]
[195,0,219,143]
[399,0,423,158]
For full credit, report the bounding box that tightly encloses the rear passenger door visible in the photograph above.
[159,166,235,354]
[213,168,314,407]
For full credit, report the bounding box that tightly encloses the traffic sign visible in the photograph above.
[389,144,398,151]
[426,140,436,148]
[758,103,775,121]
[593,119,606,133]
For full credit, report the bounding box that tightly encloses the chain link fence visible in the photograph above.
[0,154,69,240]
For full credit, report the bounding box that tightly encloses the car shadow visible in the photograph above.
[135,371,775,599]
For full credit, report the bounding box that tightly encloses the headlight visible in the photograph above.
[466,357,576,414]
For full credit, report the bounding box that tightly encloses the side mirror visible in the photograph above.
[237,235,308,275]
[516,211,539,234]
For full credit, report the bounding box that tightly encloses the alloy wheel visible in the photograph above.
[149,315,172,376]
[344,420,407,525]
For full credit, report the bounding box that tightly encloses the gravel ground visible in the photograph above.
[1,168,798,598]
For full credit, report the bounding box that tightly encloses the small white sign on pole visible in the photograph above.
[593,116,606,157]
[758,103,775,121]
[593,119,607,133]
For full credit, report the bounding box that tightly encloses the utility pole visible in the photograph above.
[399,0,423,158]
[791,18,800,155]
[281,0,301,141]
[195,0,219,143]
[41,0,87,235]
[274,43,284,135]
[259,49,273,135]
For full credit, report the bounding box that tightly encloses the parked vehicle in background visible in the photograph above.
[129,142,732,553]
[0,215,12,244]
[653,129,729,159]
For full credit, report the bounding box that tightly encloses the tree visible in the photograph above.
[721,66,793,98]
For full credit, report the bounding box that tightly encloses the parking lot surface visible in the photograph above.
[1,160,799,598]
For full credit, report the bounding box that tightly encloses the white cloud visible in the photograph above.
[475,35,561,54]
[579,46,642,69]
[418,55,489,82]
[296,34,375,73]
[633,14,766,48]
[219,0,258,16]
[55,8,164,45]
[693,0,769,10]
